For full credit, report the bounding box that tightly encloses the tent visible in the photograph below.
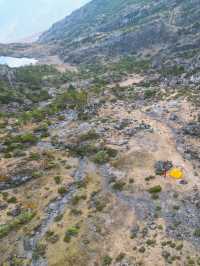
[169,168,183,180]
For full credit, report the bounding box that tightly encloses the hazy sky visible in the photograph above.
[0,0,90,43]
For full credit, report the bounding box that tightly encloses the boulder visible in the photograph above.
[183,122,200,137]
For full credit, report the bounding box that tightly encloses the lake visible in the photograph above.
[0,56,38,68]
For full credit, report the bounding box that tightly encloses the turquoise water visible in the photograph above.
[0,56,38,68]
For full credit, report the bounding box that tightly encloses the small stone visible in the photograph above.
[130,224,140,238]
[0,203,8,210]
[7,206,21,217]
[149,223,157,230]
[138,246,145,253]
[179,180,188,185]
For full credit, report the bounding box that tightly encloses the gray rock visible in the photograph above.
[0,169,35,190]
[114,119,131,130]
[0,144,5,152]
[130,224,140,238]
[124,128,137,136]
[183,122,200,137]
[169,113,179,121]
[7,206,22,217]
[149,222,157,230]
[0,203,8,210]
[179,180,188,185]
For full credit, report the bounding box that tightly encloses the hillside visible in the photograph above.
[0,0,200,266]
[39,0,200,67]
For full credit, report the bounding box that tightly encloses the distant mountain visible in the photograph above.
[0,0,89,43]
[39,0,200,67]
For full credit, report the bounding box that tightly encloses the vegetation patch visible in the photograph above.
[194,228,200,237]
[92,150,110,164]
[64,225,80,243]
[102,255,112,266]
[4,133,38,152]
[0,211,35,239]
[112,180,126,191]
[148,185,162,194]
[79,129,99,142]
[58,186,67,195]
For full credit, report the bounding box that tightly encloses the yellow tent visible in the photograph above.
[169,168,183,180]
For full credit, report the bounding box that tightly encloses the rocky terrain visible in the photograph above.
[0,0,200,266]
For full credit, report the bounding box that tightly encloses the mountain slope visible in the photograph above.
[39,0,200,65]
[1,1,200,265]
[0,0,89,43]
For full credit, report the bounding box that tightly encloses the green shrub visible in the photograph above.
[79,129,99,141]
[160,65,185,77]
[54,214,63,222]
[116,253,126,262]
[5,257,25,266]
[111,56,151,74]
[12,149,26,157]
[58,186,67,195]
[138,246,146,253]
[45,230,59,244]
[146,239,156,246]
[19,133,38,144]
[54,90,88,111]
[176,243,183,250]
[29,152,41,161]
[148,185,162,194]
[102,255,112,266]
[7,196,17,204]
[2,192,8,199]
[94,199,107,212]
[15,65,57,86]
[70,143,99,157]
[32,242,47,259]
[4,133,38,150]
[145,175,155,181]
[4,152,12,158]
[152,194,160,200]
[54,176,61,185]
[112,181,125,191]
[0,211,35,239]
[144,89,156,99]
[34,123,48,134]
[71,192,87,205]
[70,208,82,216]
[64,226,79,242]
[194,228,200,237]
[75,178,89,189]
[32,171,43,179]
[0,224,10,238]
[93,150,109,164]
